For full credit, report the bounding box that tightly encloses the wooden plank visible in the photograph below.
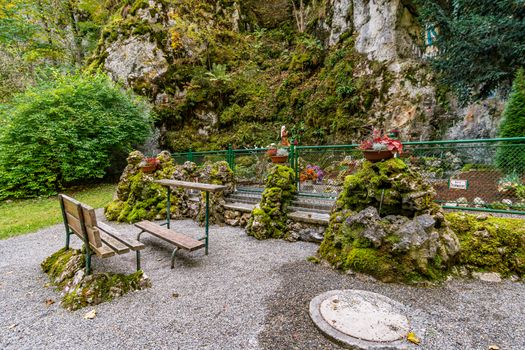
[97,222,145,251]
[135,220,205,251]
[153,179,226,192]
[89,242,116,258]
[80,205,102,248]
[60,194,82,220]
[99,231,130,254]
[66,212,83,237]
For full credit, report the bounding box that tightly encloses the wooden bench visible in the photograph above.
[135,220,205,269]
[59,194,145,274]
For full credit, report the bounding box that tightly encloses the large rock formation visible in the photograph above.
[89,0,505,150]
[318,158,460,282]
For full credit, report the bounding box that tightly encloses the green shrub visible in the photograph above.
[0,71,152,199]
[495,68,525,175]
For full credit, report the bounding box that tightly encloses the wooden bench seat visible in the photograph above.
[135,220,205,268]
[59,194,145,274]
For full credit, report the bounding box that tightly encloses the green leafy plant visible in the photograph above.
[0,71,152,199]
[495,68,525,175]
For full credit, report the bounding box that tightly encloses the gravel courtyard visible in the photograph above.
[1,213,524,350]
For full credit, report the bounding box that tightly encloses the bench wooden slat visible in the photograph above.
[80,205,102,248]
[61,194,83,221]
[135,220,205,251]
[99,231,130,254]
[90,242,116,258]
[97,222,145,251]
[65,212,101,248]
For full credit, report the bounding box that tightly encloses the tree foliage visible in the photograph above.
[0,71,152,199]
[416,0,525,101]
[495,68,525,174]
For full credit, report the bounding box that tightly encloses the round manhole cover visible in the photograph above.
[310,290,411,349]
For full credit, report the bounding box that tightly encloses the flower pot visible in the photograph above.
[362,150,394,163]
[141,164,158,173]
[270,155,288,164]
[267,149,278,156]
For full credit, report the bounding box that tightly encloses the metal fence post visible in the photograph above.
[188,148,193,162]
[227,144,235,172]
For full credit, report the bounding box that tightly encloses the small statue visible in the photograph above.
[280,125,290,147]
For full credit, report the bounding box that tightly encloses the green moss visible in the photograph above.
[447,212,525,277]
[246,165,296,240]
[344,248,394,280]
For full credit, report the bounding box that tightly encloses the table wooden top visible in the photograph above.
[153,179,227,192]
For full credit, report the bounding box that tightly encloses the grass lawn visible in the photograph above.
[0,183,116,240]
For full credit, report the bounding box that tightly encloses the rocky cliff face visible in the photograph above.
[89,0,504,150]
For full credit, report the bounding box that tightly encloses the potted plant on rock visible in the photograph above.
[140,157,160,173]
[270,148,289,163]
[359,129,403,163]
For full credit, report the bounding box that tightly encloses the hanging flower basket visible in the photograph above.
[270,155,288,164]
[362,150,395,163]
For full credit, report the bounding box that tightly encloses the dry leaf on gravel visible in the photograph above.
[488,346,500,350]
[45,299,55,306]
[84,310,97,319]
[407,332,420,345]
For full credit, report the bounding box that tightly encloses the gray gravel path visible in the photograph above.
[1,211,524,350]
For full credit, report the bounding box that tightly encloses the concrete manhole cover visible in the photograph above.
[310,290,412,349]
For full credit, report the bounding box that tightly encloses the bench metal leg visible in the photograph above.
[136,230,145,241]
[85,250,92,275]
[136,250,141,271]
[171,247,179,269]
[205,191,209,255]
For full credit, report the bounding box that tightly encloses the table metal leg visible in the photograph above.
[205,191,209,255]
[167,186,171,229]
[171,247,179,269]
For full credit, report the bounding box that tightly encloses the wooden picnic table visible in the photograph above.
[153,179,226,256]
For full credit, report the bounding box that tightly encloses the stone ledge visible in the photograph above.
[224,202,255,213]
[288,211,330,225]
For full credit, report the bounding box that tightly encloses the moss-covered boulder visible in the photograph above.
[447,212,525,277]
[42,248,151,310]
[105,150,197,222]
[318,158,460,283]
[246,165,296,239]
[336,158,436,217]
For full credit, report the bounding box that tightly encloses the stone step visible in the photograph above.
[291,200,334,211]
[288,211,330,225]
[226,197,259,205]
[224,202,255,213]
[288,205,330,215]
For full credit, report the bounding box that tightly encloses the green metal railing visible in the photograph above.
[171,137,525,215]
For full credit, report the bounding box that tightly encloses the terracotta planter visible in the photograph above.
[270,155,288,164]
[267,149,278,156]
[362,150,394,163]
[141,164,158,173]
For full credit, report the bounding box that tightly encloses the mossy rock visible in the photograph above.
[246,165,296,240]
[42,248,151,310]
[446,212,525,277]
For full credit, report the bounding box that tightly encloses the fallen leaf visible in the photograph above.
[8,324,17,329]
[407,332,420,345]
[45,299,55,306]
[488,346,500,350]
[172,293,179,298]
[84,309,97,320]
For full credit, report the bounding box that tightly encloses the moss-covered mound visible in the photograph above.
[42,248,151,310]
[246,165,296,239]
[318,158,460,283]
[105,150,194,222]
[447,212,525,277]
[337,158,436,217]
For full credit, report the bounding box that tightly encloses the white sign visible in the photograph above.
[449,179,468,190]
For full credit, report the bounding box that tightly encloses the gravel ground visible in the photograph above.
[259,261,525,350]
[1,211,525,350]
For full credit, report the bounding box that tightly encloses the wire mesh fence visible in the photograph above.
[170,137,525,215]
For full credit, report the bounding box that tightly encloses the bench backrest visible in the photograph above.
[59,194,102,248]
